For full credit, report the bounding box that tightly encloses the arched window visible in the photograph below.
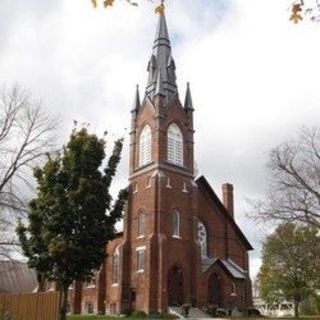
[139,125,152,167]
[172,210,180,237]
[198,221,207,258]
[138,211,145,237]
[167,123,183,166]
[112,245,120,284]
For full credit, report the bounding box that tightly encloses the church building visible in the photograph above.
[69,9,253,315]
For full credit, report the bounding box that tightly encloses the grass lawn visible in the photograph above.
[67,316,143,320]
[67,317,320,320]
[67,315,176,320]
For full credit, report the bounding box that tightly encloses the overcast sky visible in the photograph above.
[1,0,320,279]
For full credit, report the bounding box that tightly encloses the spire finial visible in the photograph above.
[146,0,178,103]
[155,0,165,15]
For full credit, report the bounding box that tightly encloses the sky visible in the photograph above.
[1,0,320,280]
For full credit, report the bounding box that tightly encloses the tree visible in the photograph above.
[90,0,166,13]
[90,0,320,23]
[17,127,127,320]
[289,0,320,23]
[0,85,58,259]
[252,127,320,229]
[258,223,320,318]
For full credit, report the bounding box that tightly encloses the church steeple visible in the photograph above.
[146,9,178,103]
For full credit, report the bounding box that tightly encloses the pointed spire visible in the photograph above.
[131,84,141,112]
[154,7,169,48]
[184,82,194,111]
[145,9,178,103]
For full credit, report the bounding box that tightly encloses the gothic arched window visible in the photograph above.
[112,245,120,284]
[167,123,183,166]
[139,125,152,167]
[138,211,145,237]
[198,221,208,258]
[172,210,180,237]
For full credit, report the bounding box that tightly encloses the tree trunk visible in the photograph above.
[36,274,45,292]
[59,285,69,320]
[294,300,300,318]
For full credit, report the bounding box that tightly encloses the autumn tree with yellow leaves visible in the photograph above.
[90,0,162,9]
[289,0,320,23]
[90,0,320,24]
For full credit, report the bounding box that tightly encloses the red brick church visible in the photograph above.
[68,9,253,315]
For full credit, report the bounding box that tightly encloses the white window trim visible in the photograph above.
[172,211,181,238]
[167,123,183,167]
[139,125,152,167]
[231,282,237,295]
[146,177,152,189]
[198,221,208,258]
[112,245,120,285]
[137,212,145,238]
[136,248,146,272]
[182,181,188,193]
[136,246,146,251]
[133,182,138,194]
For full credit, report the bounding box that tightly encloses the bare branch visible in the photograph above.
[249,127,320,229]
[0,85,60,259]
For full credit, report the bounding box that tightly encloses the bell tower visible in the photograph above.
[122,7,198,313]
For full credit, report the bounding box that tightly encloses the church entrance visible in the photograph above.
[129,289,136,310]
[167,265,184,306]
[208,273,223,306]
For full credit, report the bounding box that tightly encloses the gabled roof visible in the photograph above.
[196,175,253,251]
[201,257,248,279]
[0,261,37,293]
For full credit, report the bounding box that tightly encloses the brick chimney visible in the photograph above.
[222,183,234,218]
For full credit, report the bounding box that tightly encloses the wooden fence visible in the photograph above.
[0,291,60,320]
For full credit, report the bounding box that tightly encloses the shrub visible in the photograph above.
[300,295,320,316]
[200,303,218,316]
[216,307,227,317]
[130,310,147,318]
[148,311,174,319]
[124,308,134,316]
[247,307,262,317]
[0,310,12,320]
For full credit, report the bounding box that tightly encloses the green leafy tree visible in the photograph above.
[17,127,128,320]
[258,223,320,318]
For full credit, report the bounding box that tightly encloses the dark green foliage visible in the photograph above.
[124,308,134,316]
[147,312,176,319]
[130,310,147,318]
[246,307,262,317]
[300,295,320,316]
[258,223,320,318]
[0,310,12,320]
[17,128,127,320]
